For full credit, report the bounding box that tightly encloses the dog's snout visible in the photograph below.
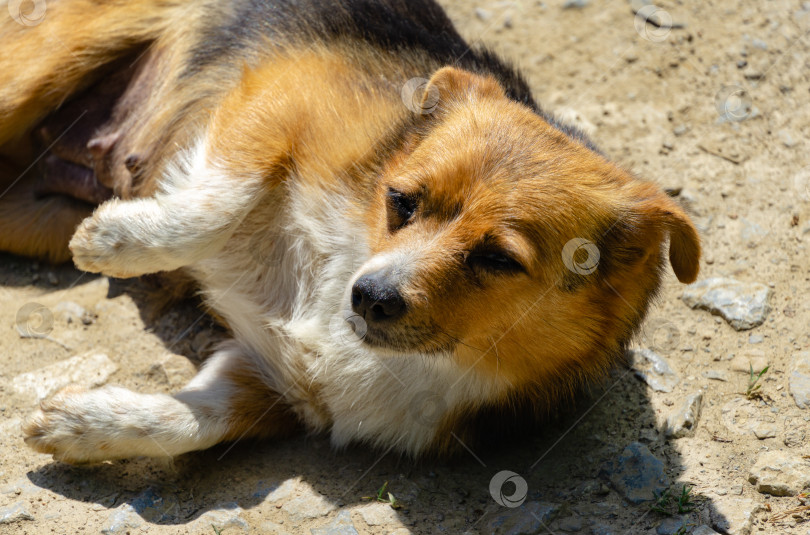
[351,270,406,322]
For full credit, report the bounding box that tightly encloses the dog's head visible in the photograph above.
[349,67,699,385]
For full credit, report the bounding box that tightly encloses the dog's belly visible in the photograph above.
[30,47,158,204]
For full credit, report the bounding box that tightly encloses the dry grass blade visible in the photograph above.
[770,505,810,522]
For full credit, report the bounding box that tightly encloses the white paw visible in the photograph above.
[68,203,148,278]
[22,386,116,464]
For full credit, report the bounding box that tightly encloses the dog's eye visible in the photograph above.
[387,188,418,230]
[467,251,524,273]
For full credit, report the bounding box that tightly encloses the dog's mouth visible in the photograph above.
[340,317,456,356]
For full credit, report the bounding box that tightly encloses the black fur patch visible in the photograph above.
[184,0,599,152]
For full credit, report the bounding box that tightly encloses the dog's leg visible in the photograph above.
[23,343,298,463]
[0,0,184,145]
[68,140,270,277]
[66,56,302,277]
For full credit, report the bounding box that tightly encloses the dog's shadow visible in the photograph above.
[11,263,731,532]
[24,386,732,533]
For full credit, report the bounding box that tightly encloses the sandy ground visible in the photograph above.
[2,0,810,534]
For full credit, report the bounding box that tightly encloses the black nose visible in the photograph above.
[351,270,406,322]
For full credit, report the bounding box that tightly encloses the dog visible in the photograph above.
[0,0,700,462]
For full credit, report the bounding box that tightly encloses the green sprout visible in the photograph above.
[746,364,769,400]
[361,481,402,509]
[650,485,695,516]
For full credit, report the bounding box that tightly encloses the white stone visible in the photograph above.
[0,502,34,524]
[710,497,761,535]
[789,351,810,408]
[665,392,703,438]
[12,352,117,402]
[629,348,679,393]
[749,451,810,496]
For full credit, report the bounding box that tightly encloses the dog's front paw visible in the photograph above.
[22,386,113,464]
[69,206,145,278]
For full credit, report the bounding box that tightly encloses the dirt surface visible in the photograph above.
[2,1,810,534]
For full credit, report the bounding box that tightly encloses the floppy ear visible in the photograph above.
[661,198,701,283]
[641,194,701,284]
[420,67,506,112]
[598,189,700,286]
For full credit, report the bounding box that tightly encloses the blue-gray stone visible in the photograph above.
[253,479,279,499]
[681,277,771,331]
[563,0,590,8]
[128,488,178,523]
[102,488,180,533]
[740,218,769,248]
[101,505,142,534]
[600,442,669,504]
[657,515,691,535]
[664,392,703,438]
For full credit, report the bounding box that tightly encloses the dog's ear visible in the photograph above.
[630,192,701,284]
[654,195,701,283]
[597,188,700,286]
[420,67,506,113]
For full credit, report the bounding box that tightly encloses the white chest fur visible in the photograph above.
[190,177,507,454]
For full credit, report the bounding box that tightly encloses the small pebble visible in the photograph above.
[475,7,492,21]
[563,0,589,8]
